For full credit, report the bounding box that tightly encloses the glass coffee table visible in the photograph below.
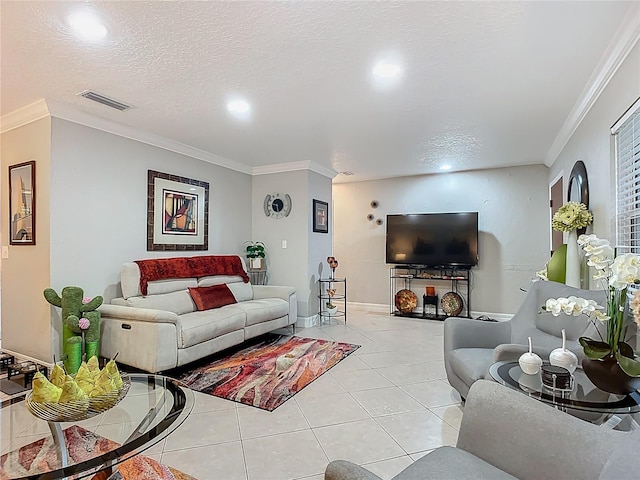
[489,361,640,415]
[0,373,194,479]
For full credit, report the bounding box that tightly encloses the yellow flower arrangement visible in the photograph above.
[551,201,593,232]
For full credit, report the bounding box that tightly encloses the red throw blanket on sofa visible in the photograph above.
[135,255,249,296]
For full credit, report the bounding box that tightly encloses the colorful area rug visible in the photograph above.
[0,425,195,480]
[176,334,360,411]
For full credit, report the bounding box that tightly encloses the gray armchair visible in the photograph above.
[325,380,639,480]
[444,280,606,399]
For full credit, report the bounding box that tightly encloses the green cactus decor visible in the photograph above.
[43,286,103,374]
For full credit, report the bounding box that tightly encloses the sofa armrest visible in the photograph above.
[457,380,625,480]
[324,460,382,480]
[252,285,295,301]
[444,317,511,353]
[99,304,180,325]
[252,285,297,325]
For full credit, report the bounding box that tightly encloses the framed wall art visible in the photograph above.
[9,160,36,245]
[147,170,209,251]
[313,199,329,234]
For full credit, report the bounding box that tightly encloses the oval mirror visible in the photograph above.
[567,160,589,234]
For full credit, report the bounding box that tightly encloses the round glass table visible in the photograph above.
[0,373,194,479]
[489,361,640,415]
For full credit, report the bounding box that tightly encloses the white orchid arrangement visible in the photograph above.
[544,234,640,377]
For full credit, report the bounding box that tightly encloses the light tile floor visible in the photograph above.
[2,307,463,480]
[158,307,462,480]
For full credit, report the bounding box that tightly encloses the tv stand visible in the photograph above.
[390,265,472,320]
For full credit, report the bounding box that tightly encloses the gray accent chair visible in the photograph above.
[444,280,606,399]
[324,380,640,480]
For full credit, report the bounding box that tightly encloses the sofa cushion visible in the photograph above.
[135,255,249,295]
[447,348,493,387]
[148,278,198,297]
[534,310,590,341]
[234,299,289,326]
[179,306,246,348]
[189,284,237,311]
[115,290,196,315]
[121,262,198,299]
[228,282,254,302]
[198,275,247,287]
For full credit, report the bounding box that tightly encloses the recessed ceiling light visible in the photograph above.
[373,61,402,79]
[440,165,452,171]
[339,171,354,176]
[227,99,251,114]
[67,10,108,43]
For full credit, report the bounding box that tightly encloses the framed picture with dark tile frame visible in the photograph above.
[9,160,36,245]
[313,199,329,234]
[147,170,209,251]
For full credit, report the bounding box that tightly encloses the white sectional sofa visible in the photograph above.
[98,255,297,373]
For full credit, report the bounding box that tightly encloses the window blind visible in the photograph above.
[615,99,640,254]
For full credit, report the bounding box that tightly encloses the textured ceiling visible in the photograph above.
[1,1,636,182]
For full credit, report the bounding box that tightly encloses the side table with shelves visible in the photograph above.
[319,277,347,324]
[390,266,471,320]
[248,267,267,285]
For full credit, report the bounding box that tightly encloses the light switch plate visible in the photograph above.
[282,240,287,249]
[1,246,8,259]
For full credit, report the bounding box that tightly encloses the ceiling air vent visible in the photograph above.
[76,90,132,111]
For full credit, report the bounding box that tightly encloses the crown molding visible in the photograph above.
[44,100,252,174]
[252,160,337,179]
[0,99,50,133]
[1,99,337,178]
[545,3,640,166]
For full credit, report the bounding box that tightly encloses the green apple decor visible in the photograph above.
[44,286,103,374]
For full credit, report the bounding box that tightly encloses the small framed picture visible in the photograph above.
[313,199,329,234]
[9,161,36,245]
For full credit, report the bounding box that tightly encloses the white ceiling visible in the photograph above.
[1,1,638,182]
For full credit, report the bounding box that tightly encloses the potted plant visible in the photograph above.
[544,234,640,394]
[326,300,338,316]
[244,241,266,270]
[326,288,338,315]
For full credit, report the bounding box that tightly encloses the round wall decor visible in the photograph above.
[441,291,463,316]
[395,289,418,314]
[263,193,292,218]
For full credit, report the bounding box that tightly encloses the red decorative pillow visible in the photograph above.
[188,284,237,311]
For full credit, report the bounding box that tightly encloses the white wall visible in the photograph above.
[549,41,640,243]
[333,165,550,314]
[252,170,332,320]
[308,171,334,315]
[1,118,52,362]
[48,118,252,357]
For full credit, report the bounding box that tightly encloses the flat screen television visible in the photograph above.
[386,212,478,267]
